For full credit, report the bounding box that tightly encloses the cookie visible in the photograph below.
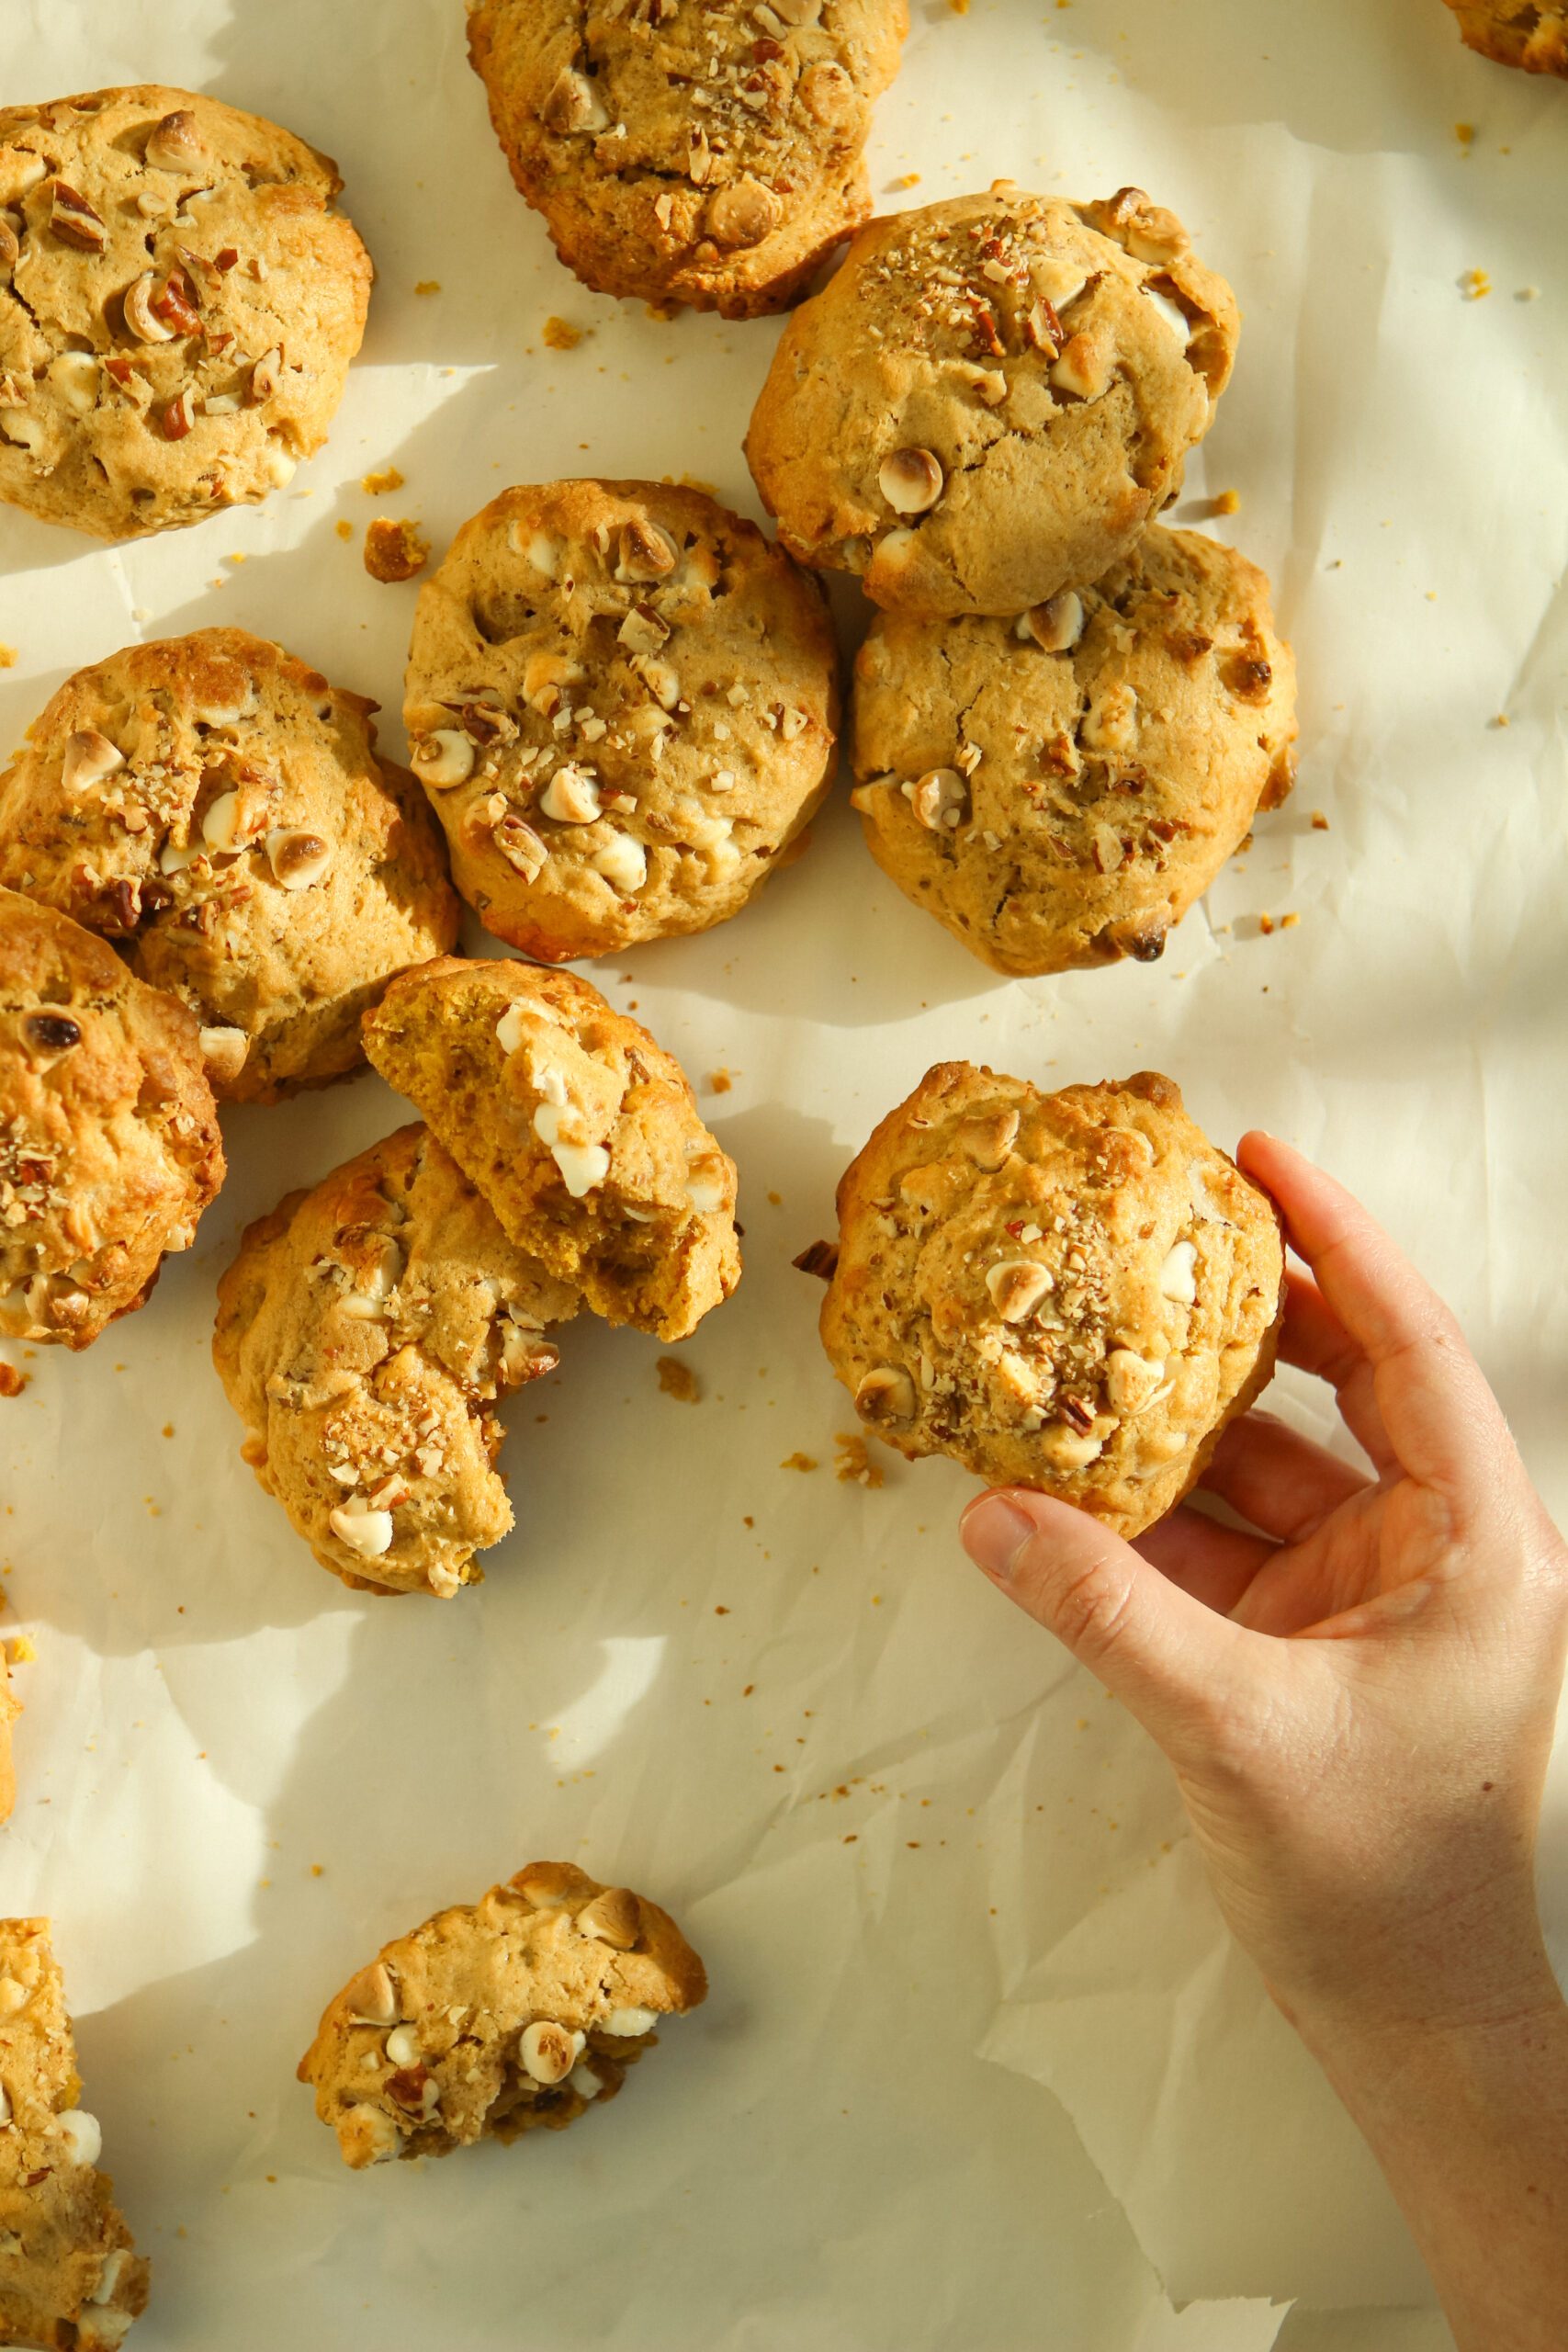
[849,526,1297,975]
[0,888,224,1350]
[818,1065,1283,1537]
[746,184,1239,616]
[0,85,372,540]
[466,1,908,318]
[1443,0,1567,70]
[0,629,460,1104]
[362,960,740,1342]
[299,1860,706,2170]
[213,1123,580,1600]
[404,479,839,961]
[0,1918,151,2349]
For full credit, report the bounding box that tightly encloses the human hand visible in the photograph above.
[960,1131,1568,2041]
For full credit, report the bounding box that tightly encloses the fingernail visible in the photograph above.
[960,1494,1035,1579]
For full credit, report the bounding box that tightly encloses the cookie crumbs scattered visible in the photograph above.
[0,1365,27,1399]
[834,1433,884,1488]
[0,645,16,669]
[1492,713,1511,729]
[889,173,921,190]
[1460,268,1491,300]
[334,519,354,542]
[364,517,430,583]
[657,1356,701,1404]
[414,280,441,297]
[780,1451,818,1473]
[742,1683,754,1697]
[310,1863,324,1878]
[1258,913,1275,935]
[1212,488,1241,515]
[1280,911,1300,930]
[543,316,586,351]
[162,1423,175,1438]
[1516,287,1540,303]
[1455,122,1476,146]
[1310,809,1330,830]
[948,0,970,13]
[793,1239,839,1280]
[362,466,404,495]
[767,1190,782,1207]
[6,1635,36,1665]
[706,1069,733,1095]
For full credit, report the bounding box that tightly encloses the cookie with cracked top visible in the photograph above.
[850,526,1297,975]
[0,629,459,1103]
[363,958,740,1343]
[467,0,908,317]
[746,183,1239,616]
[0,85,372,539]
[403,478,839,962]
[0,1917,151,2348]
[0,887,224,1351]
[1442,0,1567,70]
[213,1122,581,1600]
[299,1860,706,2170]
[818,1065,1283,1537]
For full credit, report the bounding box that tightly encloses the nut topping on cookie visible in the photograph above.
[519,2020,583,2085]
[879,447,944,517]
[344,1963,399,2025]
[1023,592,1085,654]
[61,728,125,793]
[265,830,332,890]
[49,180,107,252]
[855,1364,917,1422]
[577,1886,642,1950]
[144,107,208,173]
[541,67,609,137]
[907,767,968,831]
[986,1260,1054,1323]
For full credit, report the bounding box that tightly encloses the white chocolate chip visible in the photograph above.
[413,730,475,788]
[265,828,332,889]
[533,1105,611,1198]
[1021,592,1085,653]
[54,2109,101,2165]
[329,1503,394,1559]
[985,1260,1054,1323]
[1159,1240,1198,1305]
[48,351,99,416]
[905,766,968,831]
[878,447,944,515]
[577,1886,641,1949]
[541,65,609,135]
[592,832,648,894]
[1037,1425,1104,1472]
[540,764,602,824]
[61,729,125,793]
[1142,284,1192,343]
[683,1147,728,1216]
[603,2006,660,2037]
[495,1007,525,1056]
[1105,1349,1167,1413]
[384,2025,420,2069]
[569,2062,604,2100]
[198,1026,249,1085]
[201,791,245,854]
[345,1962,399,2026]
[89,2250,126,2306]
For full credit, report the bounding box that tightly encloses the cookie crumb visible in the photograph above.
[948,0,970,12]
[706,1069,733,1095]
[1516,287,1540,302]
[1310,808,1330,830]
[0,1365,27,1399]
[1280,911,1300,930]
[780,1451,818,1473]
[543,316,586,351]
[414,279,441,297]
[834,1432,884,1488]
[1212,488,1241,515]
[1258,912,1275,935]
[362,466,405,495]
[0,645,15,668]
[889,173,920,190]
[334,518,354,542]
[6,1634,36,1664]
[1455,121,1476,146]
[657,1355,701,1404]
[1460,268,1491,300]
[793,1239,839,1280]
[364,518,430,583]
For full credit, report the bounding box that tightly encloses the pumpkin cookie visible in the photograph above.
[850,526,1297,974]
[363,959,740,1342]
[1442,0,1567,71]
[0,1918,151,2348]
[0,85,372,540]
[404,480,839,962]
[0,888,223,1350]
[0,629,459,1103]
[466,0,908,317]
[746,184,1238,615]
[299,1861,706,2169]
[818,1065,1283,1537]
[214,1123,579,1600]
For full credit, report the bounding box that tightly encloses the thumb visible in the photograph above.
[960,1488,1244,1757]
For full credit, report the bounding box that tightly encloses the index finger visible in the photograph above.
[1236,1131,1508,1499]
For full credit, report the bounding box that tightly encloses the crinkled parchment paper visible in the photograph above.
[1,2,1564,2346]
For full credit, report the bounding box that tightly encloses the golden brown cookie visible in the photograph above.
[0,85,373,540]
[299,1860,706,2170]
[213,1123,580,1600]
[1443,0,1567,70]
[746,184,1239,616]
[362,960,740,1342]
[818,1065,1283,1537]
[0,630,460,1104]
[403,479,839,961]
[849,526,1297,975]
[0,1918,151,2348]
[0,888,224,1351]
[466,0,908,317]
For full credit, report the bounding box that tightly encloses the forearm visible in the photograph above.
[1294,1962,1568,2350]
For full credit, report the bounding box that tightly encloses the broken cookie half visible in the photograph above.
[362,957,740,1342]
[214,1122,579,1599]
[299,1861,706,2168]
[0,1919,149,2349]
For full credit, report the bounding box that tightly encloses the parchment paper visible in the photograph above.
[1,2,1564,2346]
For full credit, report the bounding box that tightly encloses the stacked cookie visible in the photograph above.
[746,182,1299,976]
